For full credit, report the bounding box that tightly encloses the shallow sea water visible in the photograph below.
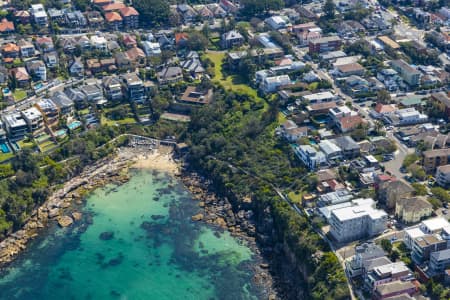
[0,170,263,300]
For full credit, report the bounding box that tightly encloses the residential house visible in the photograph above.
[221,30,245,49]
[102,3,126,12]
[51,91,75,116]
[90,35,108,52]
[77,35,91,51]
[207,3,226,18]
[43,52,59,69]
[82,84,105,105]
[337,20,365,37]
[1,43,19,59]
[85,11,104,28]
[102,76,123,102]
[194,5,214,21]
[119,6,139,28]
[329,198,387,243]
[335,62,366,77]
[10,67,30,87]
[30,4,48,27]
[64,11,87,28]
[303,91,338,104]
[330,136,360,158]
[157,67,183,85]
[115,52,132,70]
[104,12,123,30]
[411,234,447,264]
[261,75,291,94]
[395,196,433,224]
[265,16,289,30]
[423,148,450,173]
[430,249,450,274]
[309,36,342,54]
[277,120,308,142]
[2,113,28,141]
[373,281,417,300]
[383,108,428,126]
[219,0,238,14]
[69,57,84,77]
[346,243,386,278]
[378,180,414,210]
[18,40,36,58]
[430,92,450,119]
[436,164,450,187]
[336,115,365,133]
[21,107,44,134]
[14,10,31,24]
[177,4,197,23]
[35,98,59,126]
[0,18,14,34]
[390,60,422,87]
[292,22,322,46]
[294,145,327,170]
[64,87,86,108]
[122,34,137,48]
[142,41,161,57]
[180,57,205,80]
[178,86,213,106]
[86,59,102,75]
[35,36,54,54]
[100,58,116,73]
[121,73,145,102]
[26,60,47,82]
[48,8,64,24]
[125,47,146,67]
[319,140,343,161]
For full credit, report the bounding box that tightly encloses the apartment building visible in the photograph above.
[30,4,48,27]
[294,145,326,170]
[422,148,450,173]
[102,76,123,102]
[365,261,412,289]
[411,234,447,264]
[2,113,28,141]
[430,249,450,274]
[390,59,422,86]
[329,199,387,243]
[309,36,342,54]
[436,164,450,187]
[395,196,432,224]
[21,107,44,134]
[121,73,145,102]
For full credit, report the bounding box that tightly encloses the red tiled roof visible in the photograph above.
[119,6,139,17]
[102,3,126,12]
[375,103,396,114]
[126,47,145,60]
[0,19,14,32]
[175,33,189,44]
[12,67,29,81]
[36,36,52,44]
[2,43,19,52]
[339,115,364,130]
[123,35,136,45]
[105,12,123,22]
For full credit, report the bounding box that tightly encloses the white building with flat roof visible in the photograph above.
[404,217,450,249]
[294,144,326,170]
[21,107,44,133]
[329,198,387,243]
[303,91,338,104]
[30,4,48,26]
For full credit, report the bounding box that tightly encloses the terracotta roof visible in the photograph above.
[123,35,137,46]
[102,3,126,12]
[126,47,145,60]
[12,67,29,81]
[0,19,14,32]
[175,32,189,44]
[93,0,112,4]
[339,115,364,130]
[36,37,53,44]
[119,6,139,17]
[375,103,396,114]
[105,12,123,22]
[2,43,19,52]
[14,10,30,17]
[336,62,365,74]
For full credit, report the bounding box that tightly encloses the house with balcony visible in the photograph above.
[2,113,28,141]
[51,91,75,116]
[18,39,36,58]
[121,73,145,102]
[119,7,139,28]
[102,76,123,102]
[294,145,327,170]
[21,107,44,134]
[436,164,450,187]
[30,4,48,27]
[26,60,47,82]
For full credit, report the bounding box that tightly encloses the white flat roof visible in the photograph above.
[405,227,425,239]
[331,198,386,221]
[423,217,450,232]
[303,91,335,101]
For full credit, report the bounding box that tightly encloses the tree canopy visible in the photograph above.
[134,0,170,27]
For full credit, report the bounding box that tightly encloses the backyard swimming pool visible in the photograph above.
[0,143,10,153]
[67,121,82,130]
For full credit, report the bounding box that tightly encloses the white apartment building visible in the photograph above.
[30,4,48,26]
[329,198,387,243]
[261,75,291,94]
[436,165,450,187]
[294,144,326,170]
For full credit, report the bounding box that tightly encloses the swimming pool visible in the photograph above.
[0,143,10,153]
[67,121,82,130]
[34,83,44,90]
[55,129,67,137]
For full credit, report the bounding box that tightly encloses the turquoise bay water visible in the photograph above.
[0,170,263,300]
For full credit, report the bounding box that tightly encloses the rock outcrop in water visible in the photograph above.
[99,231,114,241]
[58,216,74,227]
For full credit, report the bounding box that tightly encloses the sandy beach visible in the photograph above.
[119,146,180,174]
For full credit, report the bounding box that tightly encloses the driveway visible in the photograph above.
[383,131,413,180]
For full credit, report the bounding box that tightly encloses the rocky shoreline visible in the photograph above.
[181,171,278,300]
[0,152,131,267]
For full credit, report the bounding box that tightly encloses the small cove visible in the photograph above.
[0,169,264,300]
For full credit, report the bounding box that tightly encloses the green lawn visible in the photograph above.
[288,191,304,205]
[39,140,57,152]
[204,51,262,101]
[18,140,35,149]
[0,152,14,162]
[13,89,27,101]
[101,115,136,126]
